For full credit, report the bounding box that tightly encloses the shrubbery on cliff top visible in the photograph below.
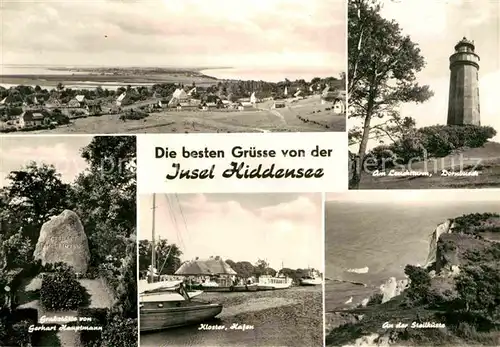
[453,212,500,234]
[364,124,496,169]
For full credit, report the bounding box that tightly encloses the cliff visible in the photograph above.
[326,213,500,347]
[424,219,455,268]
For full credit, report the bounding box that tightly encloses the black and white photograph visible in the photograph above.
[138,193,323,347]
[325,190,500,346]
[348,0,500,189]
[0,0,346,134]
[0,136,137,347]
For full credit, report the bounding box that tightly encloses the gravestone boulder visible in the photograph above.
[34,210,90,273]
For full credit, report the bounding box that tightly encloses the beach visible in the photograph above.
[140,286,323,347]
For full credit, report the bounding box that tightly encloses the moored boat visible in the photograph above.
[299,269,323,286]
[299,276,322,286]
[140,282,222,332]
[139,193,223,332]
[257,274,292,290]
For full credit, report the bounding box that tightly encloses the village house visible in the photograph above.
[0,95,17,106]
[237,102,254,111]
[16,111,45,128]
[45,96,63,108]
[250,92,258,104]
[333,98,346,114]
[148,101,163,112]
[86,100,102,115]
[272,101,286,109]
[67,94,86,108]
[174,102,199,111]
[201,102,218,111]
[168,88,189,107]
[116,92,133,107]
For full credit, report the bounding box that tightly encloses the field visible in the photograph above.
[357,142,500,189]
[21,96,345,134]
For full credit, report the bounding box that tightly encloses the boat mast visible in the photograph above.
[151,193,156,283]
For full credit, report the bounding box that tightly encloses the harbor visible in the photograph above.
[138,192,324,346]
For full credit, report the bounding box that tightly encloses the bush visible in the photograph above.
[3,231,33,269]
[100,316,138,347]
[41,262,75,273]
[83,266,100,280]
[119,110,149,121]
[77,308,109,347]
[98,263,120,298]
[40,267,90,310]
[455,263,500,322]
[453,213,500,234]
[404,265,432,305]
[366,124,496,168]
[10,320,31,346]
[10,308,38,323]
[366,293,383,306]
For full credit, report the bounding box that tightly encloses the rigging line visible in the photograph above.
[158,194,183,274]
[167,194,186,251]
[170,195,184,248]
[175,193,191,244]
[156,195,175,275]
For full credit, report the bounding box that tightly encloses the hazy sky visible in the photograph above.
[139,193,323,270]
[349,0,500,150]
[1,0,345,74]
[326,190,500,203]
[0,136,92,188]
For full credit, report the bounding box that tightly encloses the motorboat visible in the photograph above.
[140,281,222,332]
[299,275,322,286]
[257,274,292,290]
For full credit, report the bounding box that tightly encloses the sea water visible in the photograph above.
[325,200,500,310]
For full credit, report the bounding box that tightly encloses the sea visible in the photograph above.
[0,64,337,89]
[200,67,339,83]
[0,64,154,90]
[325,200,500,311]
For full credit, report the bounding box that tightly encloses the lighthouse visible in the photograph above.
[446,37,480,126]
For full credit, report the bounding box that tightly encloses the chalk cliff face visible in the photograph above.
[379,277,409,303]
[424,219,455,268]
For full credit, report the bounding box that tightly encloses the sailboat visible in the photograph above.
[139,194,223,332]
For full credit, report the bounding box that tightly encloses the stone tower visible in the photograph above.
[447,37,480,126]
